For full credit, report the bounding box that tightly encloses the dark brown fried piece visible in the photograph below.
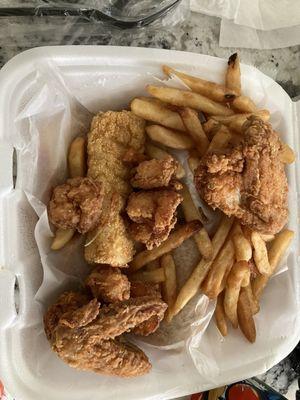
[127,190,183,249]
[48,177,103,234]
[131,156,178,189]
[122,148,148,165]
[60,299,100,329]
[45,295,167,377]
[85,266,130,303]
[195,117,288,234]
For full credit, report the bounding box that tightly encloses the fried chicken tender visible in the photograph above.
[130,281,163,336]
[126,190,183,249]
[131,156,179,189]
[85,266,130,303]
[48,177,103,234]
[195,117,288,234]
[44,293,167,377]
[85,111,145,266]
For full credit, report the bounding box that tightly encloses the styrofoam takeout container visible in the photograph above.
[0,46,299,400]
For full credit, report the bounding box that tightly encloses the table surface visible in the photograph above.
[0,6,299,400]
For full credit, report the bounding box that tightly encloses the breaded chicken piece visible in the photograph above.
[44,293,167,377]
[126,190,183,249]
[48,177,103,234]
[195,117,288,234]
[85,266,130,303]
[131,156,179,189]
[130,281,163,336]
[84,111,145,266]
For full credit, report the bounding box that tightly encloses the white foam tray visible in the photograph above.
[0,46,299,400]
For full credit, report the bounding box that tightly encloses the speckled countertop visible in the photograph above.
[0,7,299,400]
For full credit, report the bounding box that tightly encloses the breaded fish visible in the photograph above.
[84,111,145,266]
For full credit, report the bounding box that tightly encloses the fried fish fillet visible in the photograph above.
[84,111,145,266]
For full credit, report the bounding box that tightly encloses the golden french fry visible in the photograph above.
[237,287,256,343]
[211,109,270,126]
[225,53,241,96]
[202,239,235,299]
[215,292,228,337]
[145,142,185,179]
[178,107,210,156]
[252,229,294,299]
[146,125,193,150]
[198,206,209,225]
[51,228,75,250]
[146,259,161,271]
[136,96,166,107]
[171,216,234,317]
[251,231,271,275]
[279,142,295,164]
[259,233,275,242]
[161,253,177,323]
[208,387,227,400]
[131,98,185,131]
[206,125,234,153]
[147,85,234,116]
[68,137,86,178]
[232,222,252,262]
[188,155,200,173]
[224,260,249,328]
[181,184,213,259]
[162,65,237,103]
[130,268,165,284]
[232,96,258,113]
[130,221,202,272]
[244,284,260,315]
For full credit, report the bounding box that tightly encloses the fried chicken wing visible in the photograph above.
[44,293,167,377]
[130,156,179,189]
[48,177,103,234]
[126,190,183,249]
[195,117,288,234]
[85,111,145,266]
[85,266,130,303]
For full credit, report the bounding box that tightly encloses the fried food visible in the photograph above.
[85,111,145,266]
[48,177,103,234]
[130,220,202,272]
[147,85,234,116]
[162,65,237,102]
[195,117,288,235]
[251,231,271,275]
[215,292,228,337]
[171,216,234,317]
[161,253,177,323]
[146,125,193,150]
[127,190,182,249]
[51,228,75,250]
[232,222,252,262]
[252,229,294,300]
[85,266,130,303]
[237,287,256,343]
[225,53,241,96]
[130,156,179,189]
[68,136,86,178]
[131,97,185,131]
[45,293,167,377]
[145,142,185,179]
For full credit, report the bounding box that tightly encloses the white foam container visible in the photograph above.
[0,46,299,400]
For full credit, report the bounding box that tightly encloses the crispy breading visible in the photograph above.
[85,266,130,303]
[195,117,288,234]
[44,293,167,377]
[48,177,103,234]
[131,156,178,189]
[85,111,145,266]
[126,190,183,249]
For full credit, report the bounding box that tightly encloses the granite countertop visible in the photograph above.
[0,6,299,400]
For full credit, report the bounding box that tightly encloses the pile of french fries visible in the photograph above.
[129,53,295,342]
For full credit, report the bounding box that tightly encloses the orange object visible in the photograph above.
[227,384,260,400]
